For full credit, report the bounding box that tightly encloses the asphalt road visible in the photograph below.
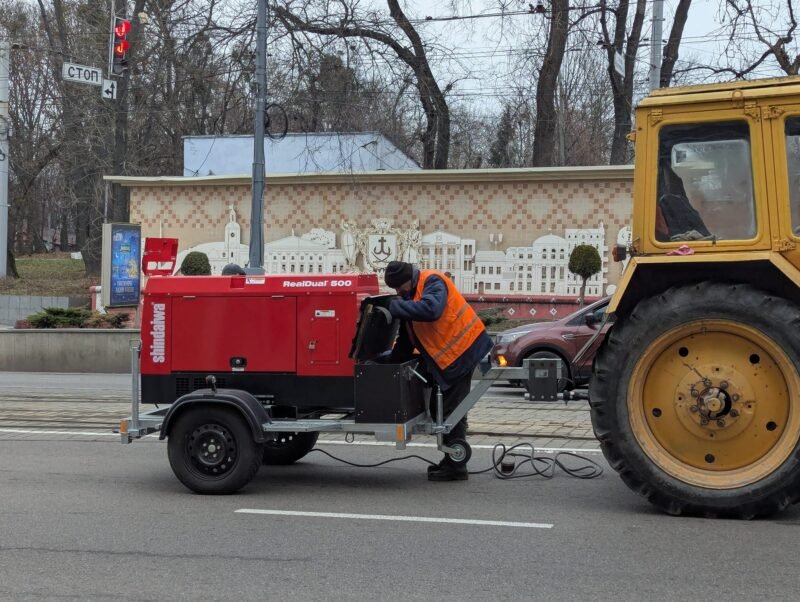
[0,372,133,395]
[1,438,799,601]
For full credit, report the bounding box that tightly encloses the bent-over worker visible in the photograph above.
[384,261,492,481]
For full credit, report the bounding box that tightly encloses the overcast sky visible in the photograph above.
[325,0,795,115]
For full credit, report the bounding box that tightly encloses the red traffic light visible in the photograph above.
[114,40,130,56]
[111,16,132,75]
[114,19,131,38]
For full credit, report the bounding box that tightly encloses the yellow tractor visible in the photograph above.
[594,77,800,518]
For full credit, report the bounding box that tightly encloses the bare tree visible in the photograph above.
[493,10,615,168]
[126,0,256,176]
[598,0,646,165]
[36,0,113,273]
[273,0,451,169]
[449,104,492,169]
[716,1,800,77]
[531,0,568,166]
[1,0,63,275]
[555,45,615,164]
[660,0,692,87]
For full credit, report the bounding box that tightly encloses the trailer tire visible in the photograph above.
[262,432,319,465]
[446,439,472,466]
[591,282,800,518]
[167,406,262,495]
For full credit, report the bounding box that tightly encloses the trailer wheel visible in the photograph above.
[262,432,319,465]
[167,406,262,495]
[446,439,472,466]
[591,282,800,518]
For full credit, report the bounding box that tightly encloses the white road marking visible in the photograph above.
[235,508,553,529]
[0,428,119,437]
[0,428,601,454]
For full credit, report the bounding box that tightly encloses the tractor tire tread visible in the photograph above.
[590,281,800,518]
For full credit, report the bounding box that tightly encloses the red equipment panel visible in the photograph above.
[170,296,297,372]
[296,295,361,377]
[140,273,381,378]
[142,237,179,276]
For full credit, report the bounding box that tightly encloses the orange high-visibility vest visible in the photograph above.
[411,270,485,370]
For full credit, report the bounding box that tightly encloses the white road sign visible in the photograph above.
[102,79,117,100]
[62,62,103,86]
[614,51,625,78]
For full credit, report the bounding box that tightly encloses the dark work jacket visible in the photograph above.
[389,268,493,390]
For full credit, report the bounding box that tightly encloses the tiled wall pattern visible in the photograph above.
[130,175,634,286]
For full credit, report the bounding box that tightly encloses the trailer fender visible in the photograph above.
[159,389,271,443]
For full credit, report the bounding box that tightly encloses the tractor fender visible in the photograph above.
[609,252,800,316]
[159,388,271,443]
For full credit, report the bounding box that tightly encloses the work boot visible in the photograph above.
[427,457,448,474]
[427,463,468,481]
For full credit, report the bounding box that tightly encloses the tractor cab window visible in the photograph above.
[656,122,756,243]
[784,117,800,234]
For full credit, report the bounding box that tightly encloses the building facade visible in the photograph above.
[110,166,633,297]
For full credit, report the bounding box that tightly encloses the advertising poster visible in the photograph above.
[108,224,141,306]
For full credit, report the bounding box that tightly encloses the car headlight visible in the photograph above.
[496,331,526,344]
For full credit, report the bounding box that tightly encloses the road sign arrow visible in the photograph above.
[102,79,117,100]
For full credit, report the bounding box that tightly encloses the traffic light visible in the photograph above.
[111,17,131,75]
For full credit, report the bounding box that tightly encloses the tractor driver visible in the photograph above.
[384,260,493,481]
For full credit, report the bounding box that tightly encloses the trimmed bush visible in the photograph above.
[568,244,602,305]
[25,307,130,329]
[28,307,91,328]
[477,307,505,327]
[82,311,131,329]
[180,251,212,275]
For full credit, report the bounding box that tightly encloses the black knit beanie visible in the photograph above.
[384,261,413,288]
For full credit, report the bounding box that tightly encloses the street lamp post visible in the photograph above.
[0,37,10,278]
[247,0,267,274]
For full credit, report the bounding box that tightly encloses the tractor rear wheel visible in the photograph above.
[591,282,800,518]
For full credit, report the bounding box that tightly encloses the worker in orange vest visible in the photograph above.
[384,260,492,481]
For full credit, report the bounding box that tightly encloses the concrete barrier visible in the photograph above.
[0,295,88,327]
[0,329,140,373]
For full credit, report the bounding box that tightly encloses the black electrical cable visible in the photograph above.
[476,443,604,480]
[307,441,603,480]
[308,447,438,469]
[264,103,289,140]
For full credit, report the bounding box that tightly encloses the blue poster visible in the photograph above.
[110,224,141,306]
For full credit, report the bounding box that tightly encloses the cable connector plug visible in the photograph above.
[500,456,516,475]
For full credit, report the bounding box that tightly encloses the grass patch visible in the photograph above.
[0,254,97,298]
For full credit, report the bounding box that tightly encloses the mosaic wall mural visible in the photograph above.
[177,207,612,297]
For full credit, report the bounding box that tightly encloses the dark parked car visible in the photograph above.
[490,297,614,387]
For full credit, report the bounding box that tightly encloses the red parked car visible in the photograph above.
[490,297,614,387]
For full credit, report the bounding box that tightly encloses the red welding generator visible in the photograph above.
[126,240,470,495]
[140,272,384,411]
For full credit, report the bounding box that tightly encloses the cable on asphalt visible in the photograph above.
[306,441,603,480]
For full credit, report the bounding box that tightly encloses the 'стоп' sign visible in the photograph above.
[62,62,103,86]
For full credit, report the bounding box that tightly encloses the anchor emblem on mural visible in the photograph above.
[367,233,397,270]
[339,218,424,273]
[372,236,392,261]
